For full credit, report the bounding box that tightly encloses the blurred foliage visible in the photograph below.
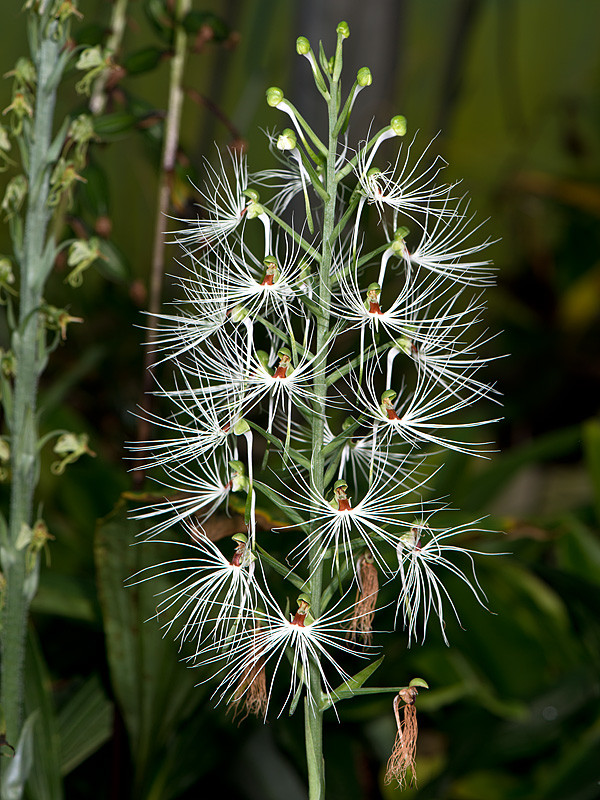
[0,0,599,798]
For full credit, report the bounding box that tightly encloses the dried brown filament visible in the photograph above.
[229,623,267,722]
[347,551,379,645]
[384,686,419,788]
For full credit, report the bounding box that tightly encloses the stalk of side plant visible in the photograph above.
[1,15,65,753]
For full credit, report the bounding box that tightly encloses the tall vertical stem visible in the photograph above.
[134,0,190,488]
[304,67,340,800]
[1,13,64,757]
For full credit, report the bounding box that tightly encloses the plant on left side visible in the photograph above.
[0,2,105,795]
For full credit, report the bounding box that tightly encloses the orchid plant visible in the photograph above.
[134,22,498,798]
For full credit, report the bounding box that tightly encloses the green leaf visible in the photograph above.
[583,418,600,521]
[57,676,113,776]
[253,480,307,529]
[1,712,36,800]
[95,499,207,799]
[123,46,166,76]
[320,656,386,711]
[248,421,311,470]
[24,629,64,800]
[256,544,305,590]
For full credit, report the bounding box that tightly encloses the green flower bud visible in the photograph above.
[342,416,355,430]
[229,460,245,474]
[334,478,348,490]
[256,350,270,368]
[243,188,260,202]
[367,166,382,179]
[277,128,297,151]
[367,282,381,292]
[390,115,407,136]
[230,304,249,323]
[409,677,429,689]
[381,389,397,402]
[277,347,292,360]
[296,36,310,55]
[297,593,311,606]
[246,201,264,219]
[336,21,350,38]
[357,67,372,87]
[232,418,250,436]
[263,255,278,267]
[232,532,248,543]
[394,225,410,240]
[266,86,284,107]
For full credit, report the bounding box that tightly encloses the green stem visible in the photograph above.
[304,58,341,800]
[90,0,130,115]
[1,11,66,768]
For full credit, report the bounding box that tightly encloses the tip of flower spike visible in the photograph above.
[266,86,284,107]
[277,128,297,150]
[390,115,407,136]
[336,21,350,38]
[357,67,372,87]
[296,36,310,55]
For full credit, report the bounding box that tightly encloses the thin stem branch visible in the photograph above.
[134,0,190,488]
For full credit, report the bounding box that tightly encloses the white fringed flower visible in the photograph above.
[172,149,250,250]
[128,527,260,655]
[202,591,373,716]
[131,454,233,539]
[393,520,489,645]
[351,360,499,457]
